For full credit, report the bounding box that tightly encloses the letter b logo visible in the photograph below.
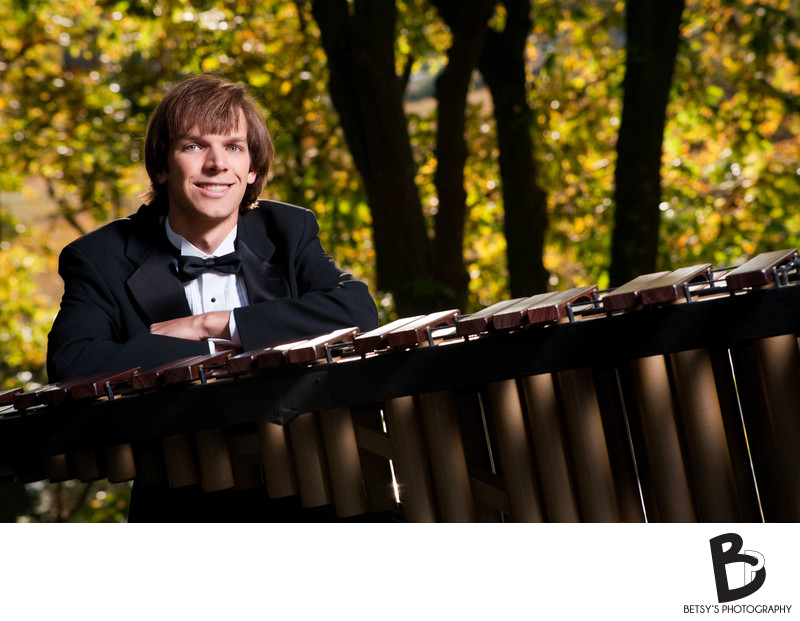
[709,533,766,603]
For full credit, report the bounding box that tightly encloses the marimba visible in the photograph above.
[2,249,800,522]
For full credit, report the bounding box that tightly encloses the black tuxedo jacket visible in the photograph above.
[46,200,378,381]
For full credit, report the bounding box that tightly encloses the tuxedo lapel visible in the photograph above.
[124,206,192,325]
[238,237,290,303]
[236,206,292,304]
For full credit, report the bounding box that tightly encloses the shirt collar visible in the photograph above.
[165,217,238,258]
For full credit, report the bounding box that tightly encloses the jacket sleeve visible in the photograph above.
[233,208,378,350]
[46,243,209,382]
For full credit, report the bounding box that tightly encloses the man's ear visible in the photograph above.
[247,170,257,184]
[156,170,168,184]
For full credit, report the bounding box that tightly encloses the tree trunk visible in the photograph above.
[310,0,436,315]
[477,0,549,297]
[610,0,686,286]
[429,0,496,311]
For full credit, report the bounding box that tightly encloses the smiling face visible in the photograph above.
[157,111,257,249]
[143,75,274,218]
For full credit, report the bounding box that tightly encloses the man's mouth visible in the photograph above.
[196,183,232,192]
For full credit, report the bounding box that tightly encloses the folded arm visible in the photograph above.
[234,209,378,350]
[46,244,210,382]
[149,311,232,341]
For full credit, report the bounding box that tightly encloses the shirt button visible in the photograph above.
[210,298,217,303]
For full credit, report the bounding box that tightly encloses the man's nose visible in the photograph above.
[204,146,229,171]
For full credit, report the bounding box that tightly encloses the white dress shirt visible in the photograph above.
[165,218,249,352]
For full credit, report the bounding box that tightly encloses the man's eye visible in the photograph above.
[227,145,244,152]
[183,144,200,151]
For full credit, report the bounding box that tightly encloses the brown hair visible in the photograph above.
[143,74,274,212]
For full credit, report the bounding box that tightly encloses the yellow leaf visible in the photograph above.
[201,56,220,72]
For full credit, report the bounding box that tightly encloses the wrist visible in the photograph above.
[203,311,232,340]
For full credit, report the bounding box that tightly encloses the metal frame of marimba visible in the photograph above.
[2,249,800,522]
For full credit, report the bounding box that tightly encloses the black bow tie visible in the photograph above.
[177,251,242,282]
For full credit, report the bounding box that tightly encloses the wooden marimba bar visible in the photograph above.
[2,249,800,522]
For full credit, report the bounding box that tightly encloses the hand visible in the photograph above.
[150,311,232,341]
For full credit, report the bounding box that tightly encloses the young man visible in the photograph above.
[46,74,379,521]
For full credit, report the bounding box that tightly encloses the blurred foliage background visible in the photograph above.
[1,0,798,521]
